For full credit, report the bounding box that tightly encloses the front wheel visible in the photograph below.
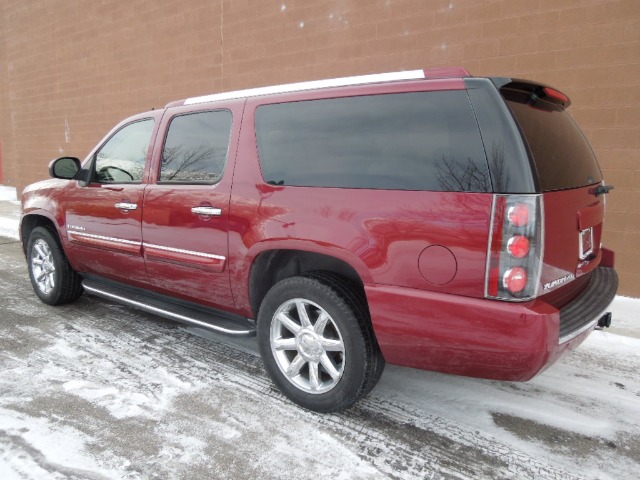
[257,273,384,412]
[27,226,83,305]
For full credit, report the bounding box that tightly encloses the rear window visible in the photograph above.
[255,91,491,192]
[505,100,602,191]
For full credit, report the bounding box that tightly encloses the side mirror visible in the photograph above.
[49,157,81,179]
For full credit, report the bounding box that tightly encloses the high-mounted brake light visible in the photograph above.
[542,87,570,105]
[498,81,572,110]
[485,195,544,301]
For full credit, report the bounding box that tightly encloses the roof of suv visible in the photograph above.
[165,67,472,108]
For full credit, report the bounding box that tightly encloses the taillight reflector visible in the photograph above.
[488,267,500,297]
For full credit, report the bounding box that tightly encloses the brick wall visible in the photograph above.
[1,0,639,295]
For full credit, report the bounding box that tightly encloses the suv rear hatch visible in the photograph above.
[498,80,618,340]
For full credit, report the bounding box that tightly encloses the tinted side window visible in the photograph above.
[465,78,536,194]
[94,119,154,183]
[255,91,490,192]
[160,110,232,184]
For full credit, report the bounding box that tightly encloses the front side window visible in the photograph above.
[255,91,490,192]
[160,110,233,184]
[94,119,154,183]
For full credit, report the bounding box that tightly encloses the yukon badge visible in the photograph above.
[543,273,576,291]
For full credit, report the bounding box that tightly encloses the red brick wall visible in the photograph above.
[1,0,639,295]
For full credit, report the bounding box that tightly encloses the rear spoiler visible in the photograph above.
[490,78,571,111]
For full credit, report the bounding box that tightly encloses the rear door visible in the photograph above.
[141,101,243,310]
[500,82,607,294]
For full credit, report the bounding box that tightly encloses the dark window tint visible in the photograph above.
[256,91,490,192]
[94,119,154,183]
[465,79,536,193]
[505,100,602,191]
[160,110,232,183]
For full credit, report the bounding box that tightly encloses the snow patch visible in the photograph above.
[0,186,17,202]
[57,359,199,420]
[0,191,20,239]
[0,408,124,478]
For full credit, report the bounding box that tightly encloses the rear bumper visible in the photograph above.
[558,267,618,343]
[366,266,618,381]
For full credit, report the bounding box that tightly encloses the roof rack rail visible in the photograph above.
[168,67,472,107]
[182,70,425,106]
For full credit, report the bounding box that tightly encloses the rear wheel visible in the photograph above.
[257,272,384,412]
[27,226,83,305]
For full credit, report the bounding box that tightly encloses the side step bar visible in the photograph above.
[82,278,256,337]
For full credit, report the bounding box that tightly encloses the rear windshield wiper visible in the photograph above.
[591,184,614,197]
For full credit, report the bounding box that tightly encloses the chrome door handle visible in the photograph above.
[115,202,138,211]
[191,206,222,216]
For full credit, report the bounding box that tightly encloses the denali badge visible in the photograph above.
[543,273,576,290]
[579,227,593,260]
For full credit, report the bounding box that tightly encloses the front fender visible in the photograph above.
[20,179,70,248]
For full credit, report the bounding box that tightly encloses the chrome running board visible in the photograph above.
[82,278,256,337]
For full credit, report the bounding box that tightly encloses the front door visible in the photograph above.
[64,115,160,287]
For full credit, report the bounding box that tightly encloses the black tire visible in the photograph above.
[257,272,384,413]
[27,226,83,305]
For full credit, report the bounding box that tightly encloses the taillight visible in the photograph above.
[485,195,543,301]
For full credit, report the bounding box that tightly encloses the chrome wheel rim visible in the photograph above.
[270,298,345,394]
[31,239,56,295]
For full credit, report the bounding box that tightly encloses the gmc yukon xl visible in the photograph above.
[21,68,618,412]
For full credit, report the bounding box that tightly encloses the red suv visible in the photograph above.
[21,67,618,412]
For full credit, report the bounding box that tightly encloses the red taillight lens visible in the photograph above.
[485,195,543,301]
[507,235,530,258]
[508,204,530,227]
[503,267,528,293]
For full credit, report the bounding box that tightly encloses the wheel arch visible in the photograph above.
[21,213,60,255]
[248,249,368,319]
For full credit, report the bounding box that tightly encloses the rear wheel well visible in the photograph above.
[249,250,366,318]
[21,215,59,253]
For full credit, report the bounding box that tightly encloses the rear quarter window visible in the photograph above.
[255,91,491,192]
